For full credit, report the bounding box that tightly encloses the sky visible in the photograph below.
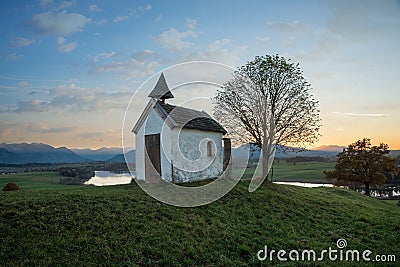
[0,0,399,149]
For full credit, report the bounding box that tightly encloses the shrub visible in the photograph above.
[2,182,20,191]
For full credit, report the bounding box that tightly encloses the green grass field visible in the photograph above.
[236,161,335,182]
[1,175,399,266]
[0,172,75,191]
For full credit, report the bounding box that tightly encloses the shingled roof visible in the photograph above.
[157,102,227,134]
[132,72,226,135]
[148,73,174,100]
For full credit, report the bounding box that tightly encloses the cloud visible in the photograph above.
[53,1,74,11]
[332,112,391,117]
[16,100,51,112]
[130,4,152,17]
[325,1,400,43]
[32,11,91,35]
[0,121,75,143]
[137,4,153,11]
[130,49,156,62]
[114,15,128,23]
[95,19,107,26]
[90,49,160,79]
[26,122,74,133]
[17,81,29,87]
[57,36,77,53]
[39,0,53,6]
[89,4,102,12]
[89,21,245,79]
[266,21,307,32]
[3,52,23,61]
[39,0,75,11]
[93,61,126,73]
[155,28,197,52]
[92,51,117,63]
[185,18,196,30]
[11,37,36,47]
[255,36,270,43]
[0,121,18,141]
[194,38,246,66]
[2,83,132,113]
[49,85,132,112]
[76,129,121,144]
[298,1,400,62]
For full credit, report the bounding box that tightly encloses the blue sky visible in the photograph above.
[0,0,399,149]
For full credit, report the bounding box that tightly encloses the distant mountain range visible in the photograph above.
[0,143,84,164]
[108,150,136,163]
[233,144,400,160]
[0,142,398,164]
[0,143,134,164]
[71,147,123,161]
[231,144,340,160]
[311,145,346,152]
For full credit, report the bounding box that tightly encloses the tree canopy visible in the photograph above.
[324,138,398,196]
[213,54,320,186]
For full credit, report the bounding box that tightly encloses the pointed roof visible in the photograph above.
[132,99,227,134]
[148,72,174,100]
[158,102,227,134]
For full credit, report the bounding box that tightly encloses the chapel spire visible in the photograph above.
[148,72,174,101]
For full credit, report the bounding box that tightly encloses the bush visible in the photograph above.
[2,182,20,191]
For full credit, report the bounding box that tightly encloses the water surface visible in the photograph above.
[84,171,134,186]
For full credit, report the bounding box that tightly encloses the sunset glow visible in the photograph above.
[0,1,399,149]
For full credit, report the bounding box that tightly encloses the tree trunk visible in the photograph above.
[261,96,268,181]
[262,146,269,181]
[364,183,371,196]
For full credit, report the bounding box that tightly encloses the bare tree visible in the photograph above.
[214,55,320,183]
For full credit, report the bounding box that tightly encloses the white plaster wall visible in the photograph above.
[159,116,172,182]
[171,129,223,183]
[135,108,172,181]
[135,125,145,180]
[136,108,224,183]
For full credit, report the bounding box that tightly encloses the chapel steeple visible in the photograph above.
[148,72,174,101]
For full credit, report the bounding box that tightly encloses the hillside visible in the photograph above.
[312,145,346,152]
[107,150,136,163]
[1,180,399,266]
[71,147,123,161]
[232,144,338,160]
[0,143,85,164]
[0,142,398,165]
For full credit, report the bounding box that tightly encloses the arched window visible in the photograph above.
[207,141,213,157]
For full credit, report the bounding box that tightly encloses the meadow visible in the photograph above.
[235,161,335,182]
[0,171,74,191]
[1,167,399,266]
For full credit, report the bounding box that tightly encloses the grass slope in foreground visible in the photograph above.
[1,181,399,266]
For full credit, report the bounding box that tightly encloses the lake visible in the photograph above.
[85,173,334,188]
[274,181,334,188]
[84,171,134,186]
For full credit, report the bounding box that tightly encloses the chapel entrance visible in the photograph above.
[145,134,161,183]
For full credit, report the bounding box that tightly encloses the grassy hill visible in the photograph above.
[1,175,399,266]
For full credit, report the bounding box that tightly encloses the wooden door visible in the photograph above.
[145,134,161,182]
